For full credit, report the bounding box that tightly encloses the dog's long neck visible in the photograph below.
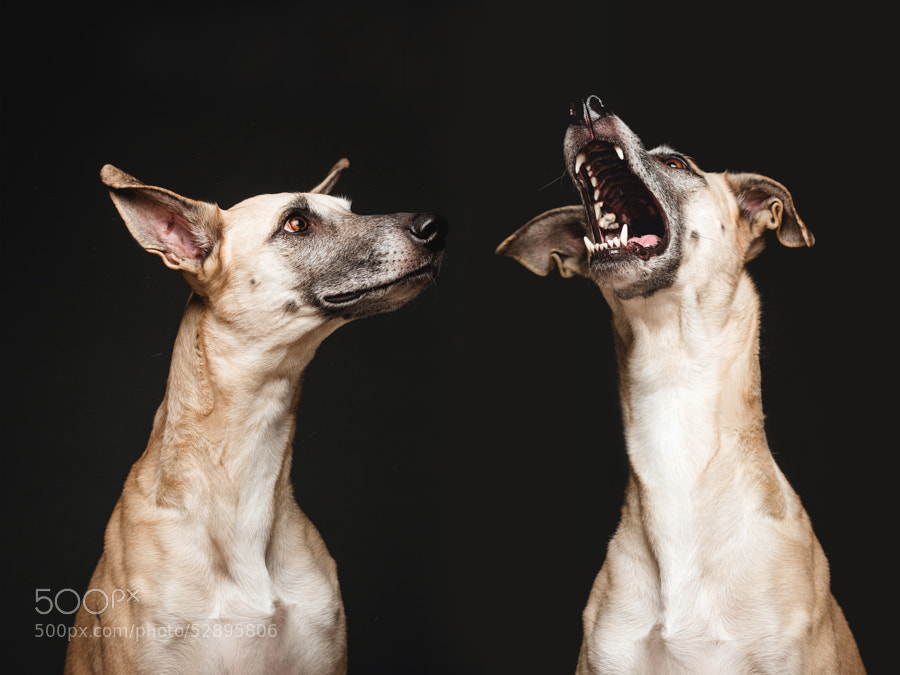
[609,269,767,486]
[605,269,786,577]
[137,295,335,550]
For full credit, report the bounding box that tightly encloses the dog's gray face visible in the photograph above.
[101,160,446,341]
[247,192,447,322]
[497,96,812,299]
[564,96,705,298]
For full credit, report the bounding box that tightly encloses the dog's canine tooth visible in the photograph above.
[621,223,629,243]
[575,153,586,174]
[584,235,594,253]
[614,144,625,161]
[594,203,603,222]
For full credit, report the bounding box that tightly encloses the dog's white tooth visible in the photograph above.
[575,153,586,174]
[599,212,616,229]
[614,144,625,161]
[594,203,602,222]
[613,236,621,248]
[584,235,594,252]
[621,222,629,243]
[590,176,598,187]
[594,188,601,201]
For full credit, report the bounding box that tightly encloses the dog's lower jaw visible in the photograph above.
[590,238,682,300]
[317,259,442,321]
[66,298,348,675]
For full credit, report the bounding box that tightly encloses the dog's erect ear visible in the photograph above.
[496,206,590,278]
[101,165,222,275]
[727,173,814,257]
[310,158,349,194]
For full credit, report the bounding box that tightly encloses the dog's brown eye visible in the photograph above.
[284,216,310,233]
[664,157,688,170]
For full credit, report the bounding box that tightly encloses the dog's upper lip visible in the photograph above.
[571,140,669,262]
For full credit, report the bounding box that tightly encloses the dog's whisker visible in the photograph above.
[538,170,569,192]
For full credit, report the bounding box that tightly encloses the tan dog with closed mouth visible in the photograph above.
[65,160,446,674]
[498,97,864,674]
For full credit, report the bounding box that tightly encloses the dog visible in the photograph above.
[64,160,446,674]
[497,96,864,674]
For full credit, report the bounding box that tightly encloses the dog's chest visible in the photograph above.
[211,550,344,669]
[191,603,343,674]
[128,506,346,672]
[141,572,345,674]
[586,626,794,675]
[584,577,776,675]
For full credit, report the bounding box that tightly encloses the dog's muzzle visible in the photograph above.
[568,96,669,262]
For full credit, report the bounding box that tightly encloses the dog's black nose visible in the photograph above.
[409,213,448,249]
[586,95,606,116]
[569,95,609,125]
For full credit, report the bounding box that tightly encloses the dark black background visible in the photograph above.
[3,2,892,672]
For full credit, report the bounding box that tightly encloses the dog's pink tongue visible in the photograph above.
[629,234,660,247]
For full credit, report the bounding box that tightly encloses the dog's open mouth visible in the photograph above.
[322,264,436,305]
[573,141,668,261]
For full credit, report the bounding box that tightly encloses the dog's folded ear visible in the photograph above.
[727,172,814,258]
[496,206,590,278]
[101,165,222,276]
[311,158,349,195]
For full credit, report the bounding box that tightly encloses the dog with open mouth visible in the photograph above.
[498,97,864,674]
